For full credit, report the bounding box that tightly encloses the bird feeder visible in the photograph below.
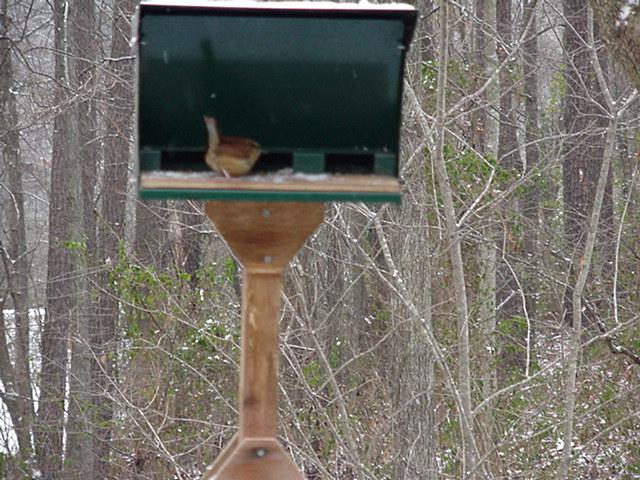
[134,1,416,478]
[136,0,416,203]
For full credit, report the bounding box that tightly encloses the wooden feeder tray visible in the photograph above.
[139,170,401,202]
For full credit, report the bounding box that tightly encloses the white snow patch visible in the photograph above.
[1,308,44,454]
[146,170,218,179]
[292,172,329,181]
[144,169,331,182]
[618,0,639,26]
[140,0,415,12]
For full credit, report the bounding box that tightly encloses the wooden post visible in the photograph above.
[202,201,323,480]
[239,271,282,439]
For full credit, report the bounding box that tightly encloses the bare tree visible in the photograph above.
[520,0,540,376]
[562,0,610,326]
[64,1,100,476]
[432,3,478,478]
[91,0,136,476]
[495,0,528,389]
[36,0,89,476]
[557,8,638,476]
[389,3,437,477]
[0,0,35,475]
[590,0,640,88]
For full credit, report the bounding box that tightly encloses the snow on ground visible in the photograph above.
[618,0,639,26]
[0,308,43,453]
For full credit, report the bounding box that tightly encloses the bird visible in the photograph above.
[203,116,261,177]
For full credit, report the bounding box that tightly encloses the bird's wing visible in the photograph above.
[216,142,260,160]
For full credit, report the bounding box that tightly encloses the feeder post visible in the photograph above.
[238,271,282,439]
[203,201,323,479]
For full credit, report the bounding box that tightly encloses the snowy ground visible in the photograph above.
[0,308,43,454]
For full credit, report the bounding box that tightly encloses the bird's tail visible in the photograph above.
[203,116,220,148]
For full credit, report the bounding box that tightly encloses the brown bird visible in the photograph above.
[204,116,261,177]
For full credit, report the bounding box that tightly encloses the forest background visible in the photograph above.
[1,0,640,478]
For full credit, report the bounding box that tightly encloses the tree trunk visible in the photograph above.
[473,0,500,473]
[557,107,617,480]
[36,0,80,475]
[92,0,136,476]
[520,0,540,380]
[433,3,478,478]
[0,0,35,472]
[590,0,640,89]
[129,149,173,476]
[495,0,526,387]
[391,4,437,475]
[473,0,500,396]
[65,0,99,476]
[562,0,609,326]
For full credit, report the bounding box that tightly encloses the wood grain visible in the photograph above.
[202,436,304,480]
[205,201,324,271]
[238,271,281,438]
[203,202,323,479]
[141,172,400,194]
